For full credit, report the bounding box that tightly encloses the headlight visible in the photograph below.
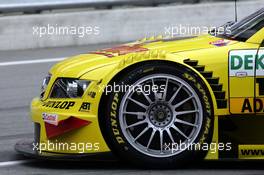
[50,78,90,98]
[40,74,51,98]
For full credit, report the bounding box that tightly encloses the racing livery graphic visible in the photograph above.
[16,8,264,167]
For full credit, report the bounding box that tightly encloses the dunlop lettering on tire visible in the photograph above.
[100,61,214,168]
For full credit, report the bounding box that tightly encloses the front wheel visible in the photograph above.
[100,62,214,168]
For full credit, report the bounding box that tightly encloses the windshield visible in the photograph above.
[216,7,264,42]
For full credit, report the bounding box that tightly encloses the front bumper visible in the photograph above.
[26,97,110,155]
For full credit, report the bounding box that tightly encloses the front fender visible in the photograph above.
[81,51,219,117]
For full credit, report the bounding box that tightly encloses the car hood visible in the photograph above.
[50,34,237,78]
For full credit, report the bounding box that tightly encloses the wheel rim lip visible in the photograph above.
[119,74,203,158]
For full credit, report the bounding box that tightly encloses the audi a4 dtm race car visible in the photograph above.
[16,8,264,167]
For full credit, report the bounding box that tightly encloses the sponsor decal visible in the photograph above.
[91,44,148,58]
[199,117,211,145]
[242,98,264,113]
[230,98,264,113]
[239,145,264,159]
[79,102,91,112]
[183,73,212,115]
[110,93,125,144]
[229,50,264,77]
[209,39,230,47]
[87,91,96,98]
[42,101,75,109]
[44,117,91,139]
[235,72,247,77]
[42,113,58,126]
[182,73,212,144]
[256,78,264,96]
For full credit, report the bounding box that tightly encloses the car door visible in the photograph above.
[255,47,264,114]
[229,49,259,114]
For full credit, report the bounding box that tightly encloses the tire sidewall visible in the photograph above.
[101,62,214,167]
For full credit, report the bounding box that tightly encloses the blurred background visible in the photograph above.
[0,0,262,51]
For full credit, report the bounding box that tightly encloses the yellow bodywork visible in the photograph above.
[31,30,264,159]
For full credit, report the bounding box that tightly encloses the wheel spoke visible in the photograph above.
[128,97,148,110]
[151,78,159,101]
[126,119,147,129]
[146,129,156,149]
[166,128,175,143]
[171,124,189,140]
[134,127,149,141]
[123,111,146,116]
[175,118,198,127]
[141,89,153,104]
[168,84,183,104]
[159,129,164,152]
[162,78,169,101]
[173,96,194,109]
[176,110,199,116]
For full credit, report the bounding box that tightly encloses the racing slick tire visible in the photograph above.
[100,61,214,168]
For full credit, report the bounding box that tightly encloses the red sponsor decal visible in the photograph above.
[91,44,148,57]
[209,39,230,47]
[44,116,91,139]
[42,113,58,126]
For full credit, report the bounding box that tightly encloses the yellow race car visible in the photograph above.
[16,8,264,167]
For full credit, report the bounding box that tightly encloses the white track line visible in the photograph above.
[0,160,33,167]
[0,57,66,66]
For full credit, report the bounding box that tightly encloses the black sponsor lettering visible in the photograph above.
[88,91,96,98]
[256,78,264,96]
[255,98,264,113]
[66,101,75,109]
[79,102,91,112]
[47,101,54,107]
[241,98,264,113]
[59,101,68,109]
[52,101,56,107]
[42,102,48,107]
[42,101,75,110]
[54,101,61,108]
[242,98,252,113]
[241,149,264,156]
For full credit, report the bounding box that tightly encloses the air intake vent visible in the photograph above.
[184,59,227,109]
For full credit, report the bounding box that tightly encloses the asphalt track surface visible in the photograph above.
[1,44,264,174]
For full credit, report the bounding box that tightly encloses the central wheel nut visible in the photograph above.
[157,111,165,120]
[149,103,173,127]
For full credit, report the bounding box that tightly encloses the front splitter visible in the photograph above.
[15,139,116,161]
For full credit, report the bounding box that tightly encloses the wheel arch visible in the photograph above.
[98,59,218,121]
